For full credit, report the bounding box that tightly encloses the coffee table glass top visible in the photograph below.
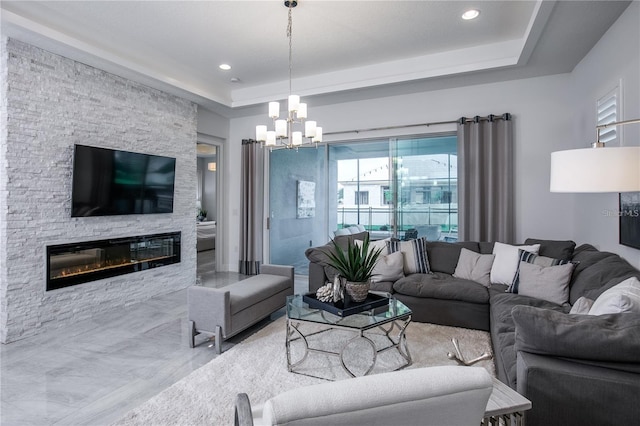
[286,294,412,330]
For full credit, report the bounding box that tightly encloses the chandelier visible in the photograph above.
[255,0,323,150]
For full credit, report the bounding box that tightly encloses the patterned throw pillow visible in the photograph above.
[508,250,573,293]
[386,237,431,275]
[490,242,540,285]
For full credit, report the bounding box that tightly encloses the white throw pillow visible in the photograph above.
[354,238,389,256]
[370,251,405,283]
[453,248,495,287]
[490,242,540,285]
[570,296,595,314]
[588,276,640,315]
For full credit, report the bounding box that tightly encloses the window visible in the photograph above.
[355,191,369,205]
[597,86,620,145]
[330,135,457,241]
[381,186,392,205]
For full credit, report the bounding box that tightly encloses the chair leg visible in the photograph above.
[215,325,222,354]
[187,320,196,348]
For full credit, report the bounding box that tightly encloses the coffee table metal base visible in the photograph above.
[286,316,412,379]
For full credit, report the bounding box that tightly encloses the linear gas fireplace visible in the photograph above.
[47,232,181,291]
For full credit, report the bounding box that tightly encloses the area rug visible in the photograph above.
[113,316,494,426]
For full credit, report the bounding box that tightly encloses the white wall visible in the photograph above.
[227,73,576,271]
[568,2,640,269]
[1,39,197,342]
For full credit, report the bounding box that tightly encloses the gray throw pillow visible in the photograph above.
[453,248,495,287]
[517,261,575,305]
[509,250,573,294]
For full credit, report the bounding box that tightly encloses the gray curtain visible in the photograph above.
[239,139,264,275]
[457,114,514,243]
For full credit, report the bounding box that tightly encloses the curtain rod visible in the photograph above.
[323,113,511,137]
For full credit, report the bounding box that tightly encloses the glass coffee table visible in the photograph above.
[285,294,412,380]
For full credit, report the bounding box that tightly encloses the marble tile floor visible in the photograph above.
[0,251,309,426]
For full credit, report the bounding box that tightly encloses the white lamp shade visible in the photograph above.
[266,131,276,146]
[305,120,317,138]
[269,102,280,119]
[256,125,267,142]
[207,162,216,172]
[275,119,287,137]
[550,146,640,192]
[292,131,302,146]
[313,127,323,143]
[288,95,300,112]
[297,103,307,119]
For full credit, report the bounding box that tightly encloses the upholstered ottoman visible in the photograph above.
[187,264,294,353]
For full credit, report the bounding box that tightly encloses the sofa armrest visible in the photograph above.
[308,262,327,293]
[512,305,640,363]
[516,351,640,426]
[260,264,294,283]
[187,286,231,336]
[234,393,254,426]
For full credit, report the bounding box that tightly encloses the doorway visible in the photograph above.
[196,135,223,276]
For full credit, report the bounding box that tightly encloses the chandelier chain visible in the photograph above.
[287,5,293,95]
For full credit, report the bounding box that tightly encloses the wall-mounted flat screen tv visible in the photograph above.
[72,144,176,217]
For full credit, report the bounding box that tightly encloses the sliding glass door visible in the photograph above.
[268,133,457,274]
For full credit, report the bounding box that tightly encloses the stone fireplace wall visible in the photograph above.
[0,38,197,343]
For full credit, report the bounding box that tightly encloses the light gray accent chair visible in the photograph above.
[187,264,294,353]
[235,366,493,426]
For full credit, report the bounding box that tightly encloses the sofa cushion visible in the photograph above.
[426,241,481,274]
[588,276,640,315]
[477,242,495,254]
[453,248,495,287]
[512,305,640,363]
[490,242,540,285]
[568,248,639,304]
[489,290,566,387]
[387,237,431,275]
[305,234,369,267]
[393,273,489,304]
[524,238,576,261]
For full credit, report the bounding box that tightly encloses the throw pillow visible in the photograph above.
[517,261,575,305]
[588,276,640,315]
[569,296,595,314]
[509,250,574,293]
[354,238,389,255]
[490,242,540,285]
[452,248,495,287]
[386,237,431,275]
[370,251,405,283]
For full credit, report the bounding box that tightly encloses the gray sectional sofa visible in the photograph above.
[305,235,640,426]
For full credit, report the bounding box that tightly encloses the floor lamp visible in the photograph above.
[550,118,640,193]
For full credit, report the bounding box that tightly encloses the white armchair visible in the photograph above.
[235,366,493,426]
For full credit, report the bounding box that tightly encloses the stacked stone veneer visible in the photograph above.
[0,38,197,343]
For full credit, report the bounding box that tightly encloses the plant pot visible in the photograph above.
[345,280,370,303]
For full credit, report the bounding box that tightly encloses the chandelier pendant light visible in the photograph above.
[255,0,323,150]
[550,118,640,193]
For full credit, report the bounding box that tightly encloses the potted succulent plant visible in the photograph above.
[326,234,382,303]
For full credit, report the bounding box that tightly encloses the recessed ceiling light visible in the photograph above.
[462,9,480,20]
[219,64,231,71]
